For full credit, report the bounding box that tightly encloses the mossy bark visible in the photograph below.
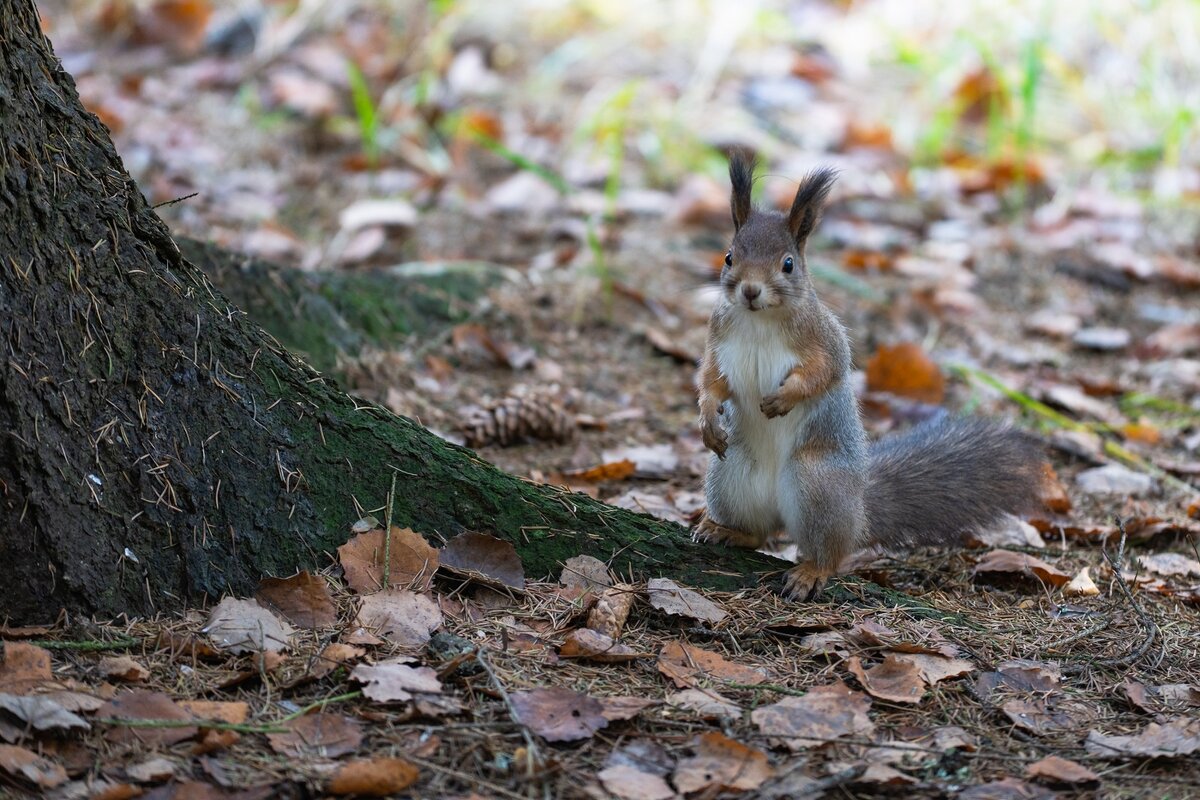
[0,3,785,622]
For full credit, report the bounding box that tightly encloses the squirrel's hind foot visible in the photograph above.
[782,563,829,601]
[692,514,768,549]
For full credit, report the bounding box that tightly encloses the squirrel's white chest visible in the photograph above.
[715,314,797,403]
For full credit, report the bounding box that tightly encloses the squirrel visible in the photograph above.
[692,151,1043,600]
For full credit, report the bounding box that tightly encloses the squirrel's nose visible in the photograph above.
[742,283,762,302]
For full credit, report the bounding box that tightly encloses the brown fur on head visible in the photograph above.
[723,150,837,313]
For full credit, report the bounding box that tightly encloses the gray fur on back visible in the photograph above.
[864,417,1041,549]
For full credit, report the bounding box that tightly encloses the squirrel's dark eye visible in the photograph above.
[724,251,733,267]
[783,256,794,273]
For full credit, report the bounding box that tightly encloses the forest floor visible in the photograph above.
[6,2,1200,798]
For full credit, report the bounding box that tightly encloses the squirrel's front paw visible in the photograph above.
[699,417,728,459]
[760,392,795,419]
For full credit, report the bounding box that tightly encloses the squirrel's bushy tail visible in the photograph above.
[864,417,1042,549]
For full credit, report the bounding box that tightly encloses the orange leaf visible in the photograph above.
[327,757,420,796]
[865,343,945,404]
[563,460,637,483]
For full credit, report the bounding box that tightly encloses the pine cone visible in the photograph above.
[458,394,577,448]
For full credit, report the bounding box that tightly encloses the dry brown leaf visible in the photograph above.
[1025,755,1098,785]
[305,643,367,682]
[255,571,338,628]
[0,643,52,694]
[657,640,769,689]
[97,691,197,746]
[510,687,608,742]
[327,757,420,796]
[451,322,534,370]
[666,688,742,720]
[1122,681,1200,714]
[98,655,149,683]
[598,696,658,722]
[647,578,727,625]
[673,731,773,793]
[202,597,295,654]
[440,532,525,589]
[972,550,1070,588]
[177,700,249,725]
[889,653,975,684]
[597,764,675,800]
[587,585,637,639]
[865,343,945,404]
[751,682,874,750]
[0,743,67,789]
[338,527,439,594]
[559,555,613,591]
[846,655,926,704]
[1137,552,1200,578]
[1002,699,1080,736]
[1037,464,1072,512]
[559,629,647,663]
[601,444,679,479]
[267,713,363,758]
[125,756,176,783]
[1086,719,1200,759]
[355,589,443,649]
[0,694,90,733]
[643,326,700,364]
[351,660,442,703]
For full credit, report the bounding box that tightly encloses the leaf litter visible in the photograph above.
[25,0,1200,796]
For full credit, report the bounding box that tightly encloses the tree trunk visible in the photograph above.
[0,3,784,622]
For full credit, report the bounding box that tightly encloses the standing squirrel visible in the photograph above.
[693,151,1042,599]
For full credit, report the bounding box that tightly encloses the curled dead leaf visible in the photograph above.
[647,578,727,625]
[559,629,646,663]
[255,571,338,628]
[673,731,773,793]
[327,757,420,796]
[847,655,926,704]
[440,532,525,589]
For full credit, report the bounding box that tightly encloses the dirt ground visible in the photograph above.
[6,1,1199,798]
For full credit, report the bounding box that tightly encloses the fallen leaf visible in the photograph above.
[267,713,363,758]
[96,691,198,746]
[960,777,1056,800]
[889,653,975,684]
[1137,552,1200,578]
[751,682,874,750]
[439,532,525,589]
[355,589,443,649]
[972,550,1070,588]
[327,757,420,796]
[1063,568,1100,597]
[1025,755,1098,785]
[598,696,658,722]
[666,689,742,720]
[0,643,52,694]
[846,655,926,704]
[0,743,67,789]
[970,514,1046,549]
[799,631,850,659]
[0,625,52,640]
[607,490,689,524]
[931,726,978,751]
[974,660,1062,701]
[351,660,442,703]
[1037,464,1072,513]
[1085,719,1200,759]
[601,444,679,479]
[98,656,149,683]
[586,585,637,638]
[1122,681,1200,714]
[451,322,535,370]
[647,578,727,625]
[509,687,607,742]
[177,701,250,725]
[0,693,90,733]
[605,739,675,777]
[202,597,295,654]
[255,571,338,628]
[559,629,646,662]
[304,643,367,682]
[657,641,769,689]
[865,343,945,404]
[643,327,699,364]
[1001,698,1080,736]
[1075,464,1156,497]
[673,731,773,793]
[1073,327,1131,351]
[125,756,177,783]
[563,460,637,483]
[597,764,675,800]
[338,527,439,594]
[559,555,613,591]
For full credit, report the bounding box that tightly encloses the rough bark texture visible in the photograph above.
[0,4,784,622]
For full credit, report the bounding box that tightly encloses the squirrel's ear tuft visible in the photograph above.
[728,148,756,232]
[787,167,837,246]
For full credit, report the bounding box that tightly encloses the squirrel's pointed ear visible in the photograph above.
[728,149,755,232]
[787,167,837,246]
